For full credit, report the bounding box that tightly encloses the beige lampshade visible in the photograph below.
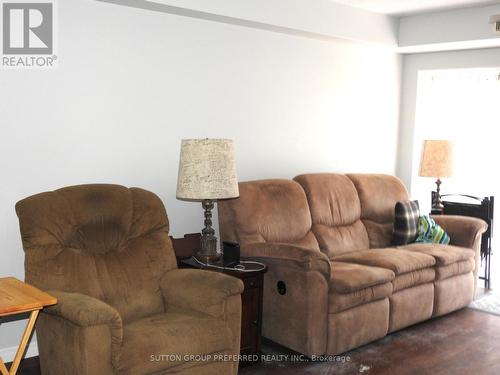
[419,140,454,178]
[176,139,239,200]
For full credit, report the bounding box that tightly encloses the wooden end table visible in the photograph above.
[0,277,57,375]
[180,257,267,366]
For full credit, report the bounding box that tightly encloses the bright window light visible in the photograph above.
[411,68,500,278]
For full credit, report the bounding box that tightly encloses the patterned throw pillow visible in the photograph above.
[415,215,450,245]
[392,200,420,246]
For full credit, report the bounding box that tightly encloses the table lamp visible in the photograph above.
[176,139,239,263]
[419,139,454,213]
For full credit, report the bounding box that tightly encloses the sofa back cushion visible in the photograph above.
[16,184,177,322]
[294,174,369,257]
[218,179,319,250]
[347,174,410,248]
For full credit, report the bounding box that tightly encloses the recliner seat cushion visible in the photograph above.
[120,311,233,375]
[399,243,474,266]
[401,243,475,281]
[329,283,393,313]
[392,268,435,292]
[328,262,395,313]
[435,259,474,280]
[333,248,435,275]
[329,261,395,293]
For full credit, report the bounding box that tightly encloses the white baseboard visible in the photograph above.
[0,342,38,363]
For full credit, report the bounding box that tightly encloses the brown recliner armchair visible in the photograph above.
[16,184,243,375]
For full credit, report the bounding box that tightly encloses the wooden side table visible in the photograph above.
[0,277,57,375]
[180,258,267,366]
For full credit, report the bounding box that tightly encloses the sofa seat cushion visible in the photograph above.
[329,261,395,293]
[120,311,232,374]
[329,283,392,313]
[333,248,435,276]
[435,259,474,281]
[392,268,435,292]
[399,243,474,266]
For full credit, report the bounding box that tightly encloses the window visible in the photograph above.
[412,68,500,283]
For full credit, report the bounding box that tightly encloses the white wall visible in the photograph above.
[138,0,399,46]
[397,47,500,199]
[399,4,500,51]
[0,0,402,359]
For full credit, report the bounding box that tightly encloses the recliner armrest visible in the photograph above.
[241,242,331,280]
[160,269,244,318]
[44,290,123,367]
[44,290,122,328]
[432,215,488,295]
[431,215,488,249]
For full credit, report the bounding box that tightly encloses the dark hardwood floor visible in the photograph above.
[11,308,500,375]
[5,357,40,375]
[241,308,500,375]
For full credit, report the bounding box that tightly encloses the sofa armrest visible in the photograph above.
[241,242,331,280]
[242,242,330,356]
[431,215,488,249]
[160,269,244,318]
[432,215,488,296]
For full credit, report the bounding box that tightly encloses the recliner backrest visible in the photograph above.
[218,179,319,250]
[294,173,370,257]
[347,174,410,249]
[16,184,177,322]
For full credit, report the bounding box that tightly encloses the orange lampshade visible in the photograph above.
[419,140,454,178]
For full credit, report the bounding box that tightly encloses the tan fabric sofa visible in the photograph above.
[16,184,243,375]
[218,173,487,357]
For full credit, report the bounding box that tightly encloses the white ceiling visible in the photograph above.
[331,0,500,16]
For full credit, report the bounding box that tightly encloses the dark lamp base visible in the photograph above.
[194,250,222,264]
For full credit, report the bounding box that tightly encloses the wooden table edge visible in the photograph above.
[0,300,57,318]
